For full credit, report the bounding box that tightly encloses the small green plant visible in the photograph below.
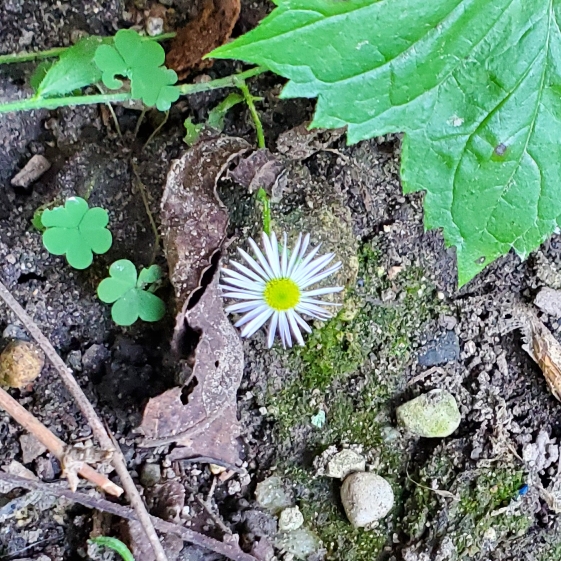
[97,259,165,326]
[89,536,135,561]
[94,29,179,111]
[41,197,112,269]
[183,92,245,146]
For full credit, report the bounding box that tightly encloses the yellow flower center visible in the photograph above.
[263,278,301,311]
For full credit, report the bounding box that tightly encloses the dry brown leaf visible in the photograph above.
[140,137,248,466]
[512,305,561,402]
[229,149,285,198]
[139,268,244,465]
[161,136,250,318]
[166,0,241,79]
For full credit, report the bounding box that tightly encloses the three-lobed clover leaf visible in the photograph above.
[41,197,112,269]
[97,259,165,326]
[94,29,179,111]
[211,0,561,285]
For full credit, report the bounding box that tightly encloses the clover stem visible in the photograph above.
[177,66,267,96]
[96,84,122,138]
[131,162,161,265]
[143,110,169,150]
[0,32,177,65]
[134,108,148,138]
[234,77,266,148]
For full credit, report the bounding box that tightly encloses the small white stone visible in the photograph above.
[146,16,164,36]
[325,449,366,479]
[340,472,394,528]
[278,506,304,532]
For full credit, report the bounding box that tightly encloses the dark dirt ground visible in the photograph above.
[2,1,561,561]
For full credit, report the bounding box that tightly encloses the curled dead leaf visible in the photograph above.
[166,0,241,79]
[141,137,249,466]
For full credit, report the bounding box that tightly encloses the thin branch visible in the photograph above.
[0,387,122,496]
[0,33,177,65]
[0,280,169,561]
[0,472,259,561]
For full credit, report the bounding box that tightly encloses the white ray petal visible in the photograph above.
[234,304,270,327]
[225,300,263,313]
[300,262,343,288]
[301,286,344,297]
[238,247,271,280]
[230,260,266,283]
[267,312,279,348]
[280,233,288,276]
[222,290,265,300]
[296,302,333,319]
[286,310,305,346]
[278,312,292,348]
[292,253,334,284]
[286,233,302,277]
[261,232,281,277]
[292,311,312,333]
[220,276,265,292]
[248,238,276,279]
[241,307,274,338]
[290,243,322,279]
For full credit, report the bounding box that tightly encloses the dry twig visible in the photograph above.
[0,280,169,561]
[0,387,122,496]
[0,472,258,561]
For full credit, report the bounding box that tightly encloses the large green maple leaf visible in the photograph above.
[211,0,561,285]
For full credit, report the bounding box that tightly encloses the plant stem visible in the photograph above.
[234,77,266,148]
[0,66,268,115]
[0,92,131,114]
[178,66,266,95]
[0,32,177,65]
[256,188,271,235]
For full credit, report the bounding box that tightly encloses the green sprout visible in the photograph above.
[94,29,179,111]
[97,260,165,326]
[41,197,112,269]
[89,537,135,561]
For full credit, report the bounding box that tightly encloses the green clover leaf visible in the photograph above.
[97,259,165,326]
[94,29,180,111]
[41,197,112,269]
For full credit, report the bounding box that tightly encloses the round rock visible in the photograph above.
[278,506,304,532]
[0,340,45,388]
[325,449,366,479]
[396,389,461,438]
[341,472,394,528]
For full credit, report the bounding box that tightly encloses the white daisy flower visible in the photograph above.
[221,231,344,348]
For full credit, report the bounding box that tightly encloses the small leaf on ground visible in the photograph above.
[211,0,561,285]
[183,117,204,146]
[41,197,112,269]
[166,0,240,79]
[89,537,135,561]
[97,260,165,326]
[207,92,244,131]
[94,29,179,111]
[35,36,106,98]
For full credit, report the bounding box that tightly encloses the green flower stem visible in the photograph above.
[256,188,271,235]
[0,32,177,65]
[234,77,265,148]
[0,66,267,114]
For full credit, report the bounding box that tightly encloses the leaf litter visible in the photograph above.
[139,137,250,467]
